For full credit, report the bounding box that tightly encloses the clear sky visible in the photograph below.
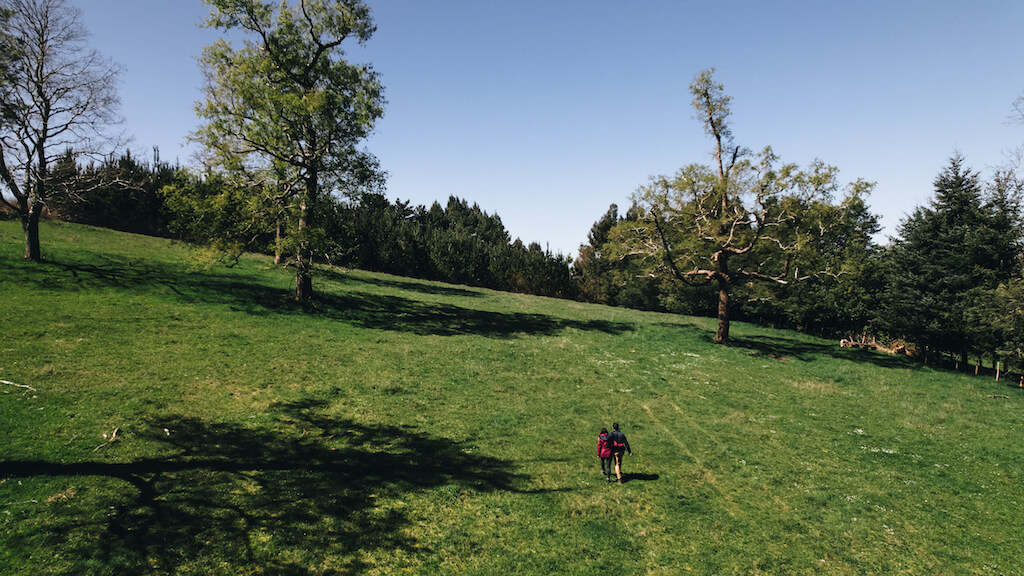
[73,0,1024,257]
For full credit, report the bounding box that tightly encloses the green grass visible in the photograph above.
[1,219,1022,575]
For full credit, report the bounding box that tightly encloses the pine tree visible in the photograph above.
[573,204,620,304]
[883,154,1019,367]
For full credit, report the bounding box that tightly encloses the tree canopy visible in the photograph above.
[622,69,879,343]
[193,0,385,301]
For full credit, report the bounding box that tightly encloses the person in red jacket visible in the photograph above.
[597,427,613,482]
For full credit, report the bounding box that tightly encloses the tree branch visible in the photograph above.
[1,379,36,392]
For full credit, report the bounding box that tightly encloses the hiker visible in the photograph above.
[597,427,613,482]
[607,422,632,483]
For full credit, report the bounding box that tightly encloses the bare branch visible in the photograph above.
[1,379,36,392]
[1,0,122,258]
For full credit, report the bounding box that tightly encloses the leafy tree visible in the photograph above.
[991,278,1024,379]
[0,0,122,260]
[625,69,877,343]
[743,188,884,338]
[160,170,278,266]
[582,204,677,312]
[193,0,385,300]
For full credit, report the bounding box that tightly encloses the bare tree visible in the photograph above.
[0,0,122,261]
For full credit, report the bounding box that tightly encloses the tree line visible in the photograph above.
[162,167,576,298]
[1,0,575,300]
[2,1,1022,378]
[576,154,1023,373]
[1,147,576,298]
[573,68,1024,377]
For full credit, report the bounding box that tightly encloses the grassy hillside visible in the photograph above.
[1,220,1022,575]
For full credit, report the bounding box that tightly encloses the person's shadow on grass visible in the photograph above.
[622,472,660,483]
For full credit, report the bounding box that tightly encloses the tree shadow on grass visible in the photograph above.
[650,320,924,371]
[310,290,632,337]
[10,255,634,339]
[2,399,535,575]
[728,334,923,370]
[318,267,485,299]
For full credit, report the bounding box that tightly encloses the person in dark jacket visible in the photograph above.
[597,428,613,482]
[607,422,632,483]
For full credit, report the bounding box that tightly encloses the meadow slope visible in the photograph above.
[1,220,1022,575]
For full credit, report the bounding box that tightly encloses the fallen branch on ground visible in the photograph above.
[93,428,120,451]
[987,395,1010,399]
[1,379,36,392]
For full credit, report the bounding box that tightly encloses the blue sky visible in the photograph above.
[74,0,1024,257]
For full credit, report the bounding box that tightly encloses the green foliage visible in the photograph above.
[45,149,178,237]
[611,69,881,342]
[3,220,1024,575]
[333,194,576,298]
[992,278,1024,367]
[194,0,385,299]
[593,205,683,312]
[159,169,278,265]
[882,154,1023,364]
[574,203,623,305]
[742,182,885,337]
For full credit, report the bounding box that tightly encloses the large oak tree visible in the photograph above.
[625,69,877,343]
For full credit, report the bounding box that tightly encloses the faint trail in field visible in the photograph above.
[642,402,746,520]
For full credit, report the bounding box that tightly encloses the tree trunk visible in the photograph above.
[25,135,48,262]
[274,221,282,266]
[714,279,730,343]
[295,257,313,301]
[22,204,42,261]
[294,210,313,301]
[294,170,316,302]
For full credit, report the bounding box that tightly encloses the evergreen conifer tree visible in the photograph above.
[884,154,1020,366]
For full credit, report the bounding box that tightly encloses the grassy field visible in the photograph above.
[1,219,1022,575]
